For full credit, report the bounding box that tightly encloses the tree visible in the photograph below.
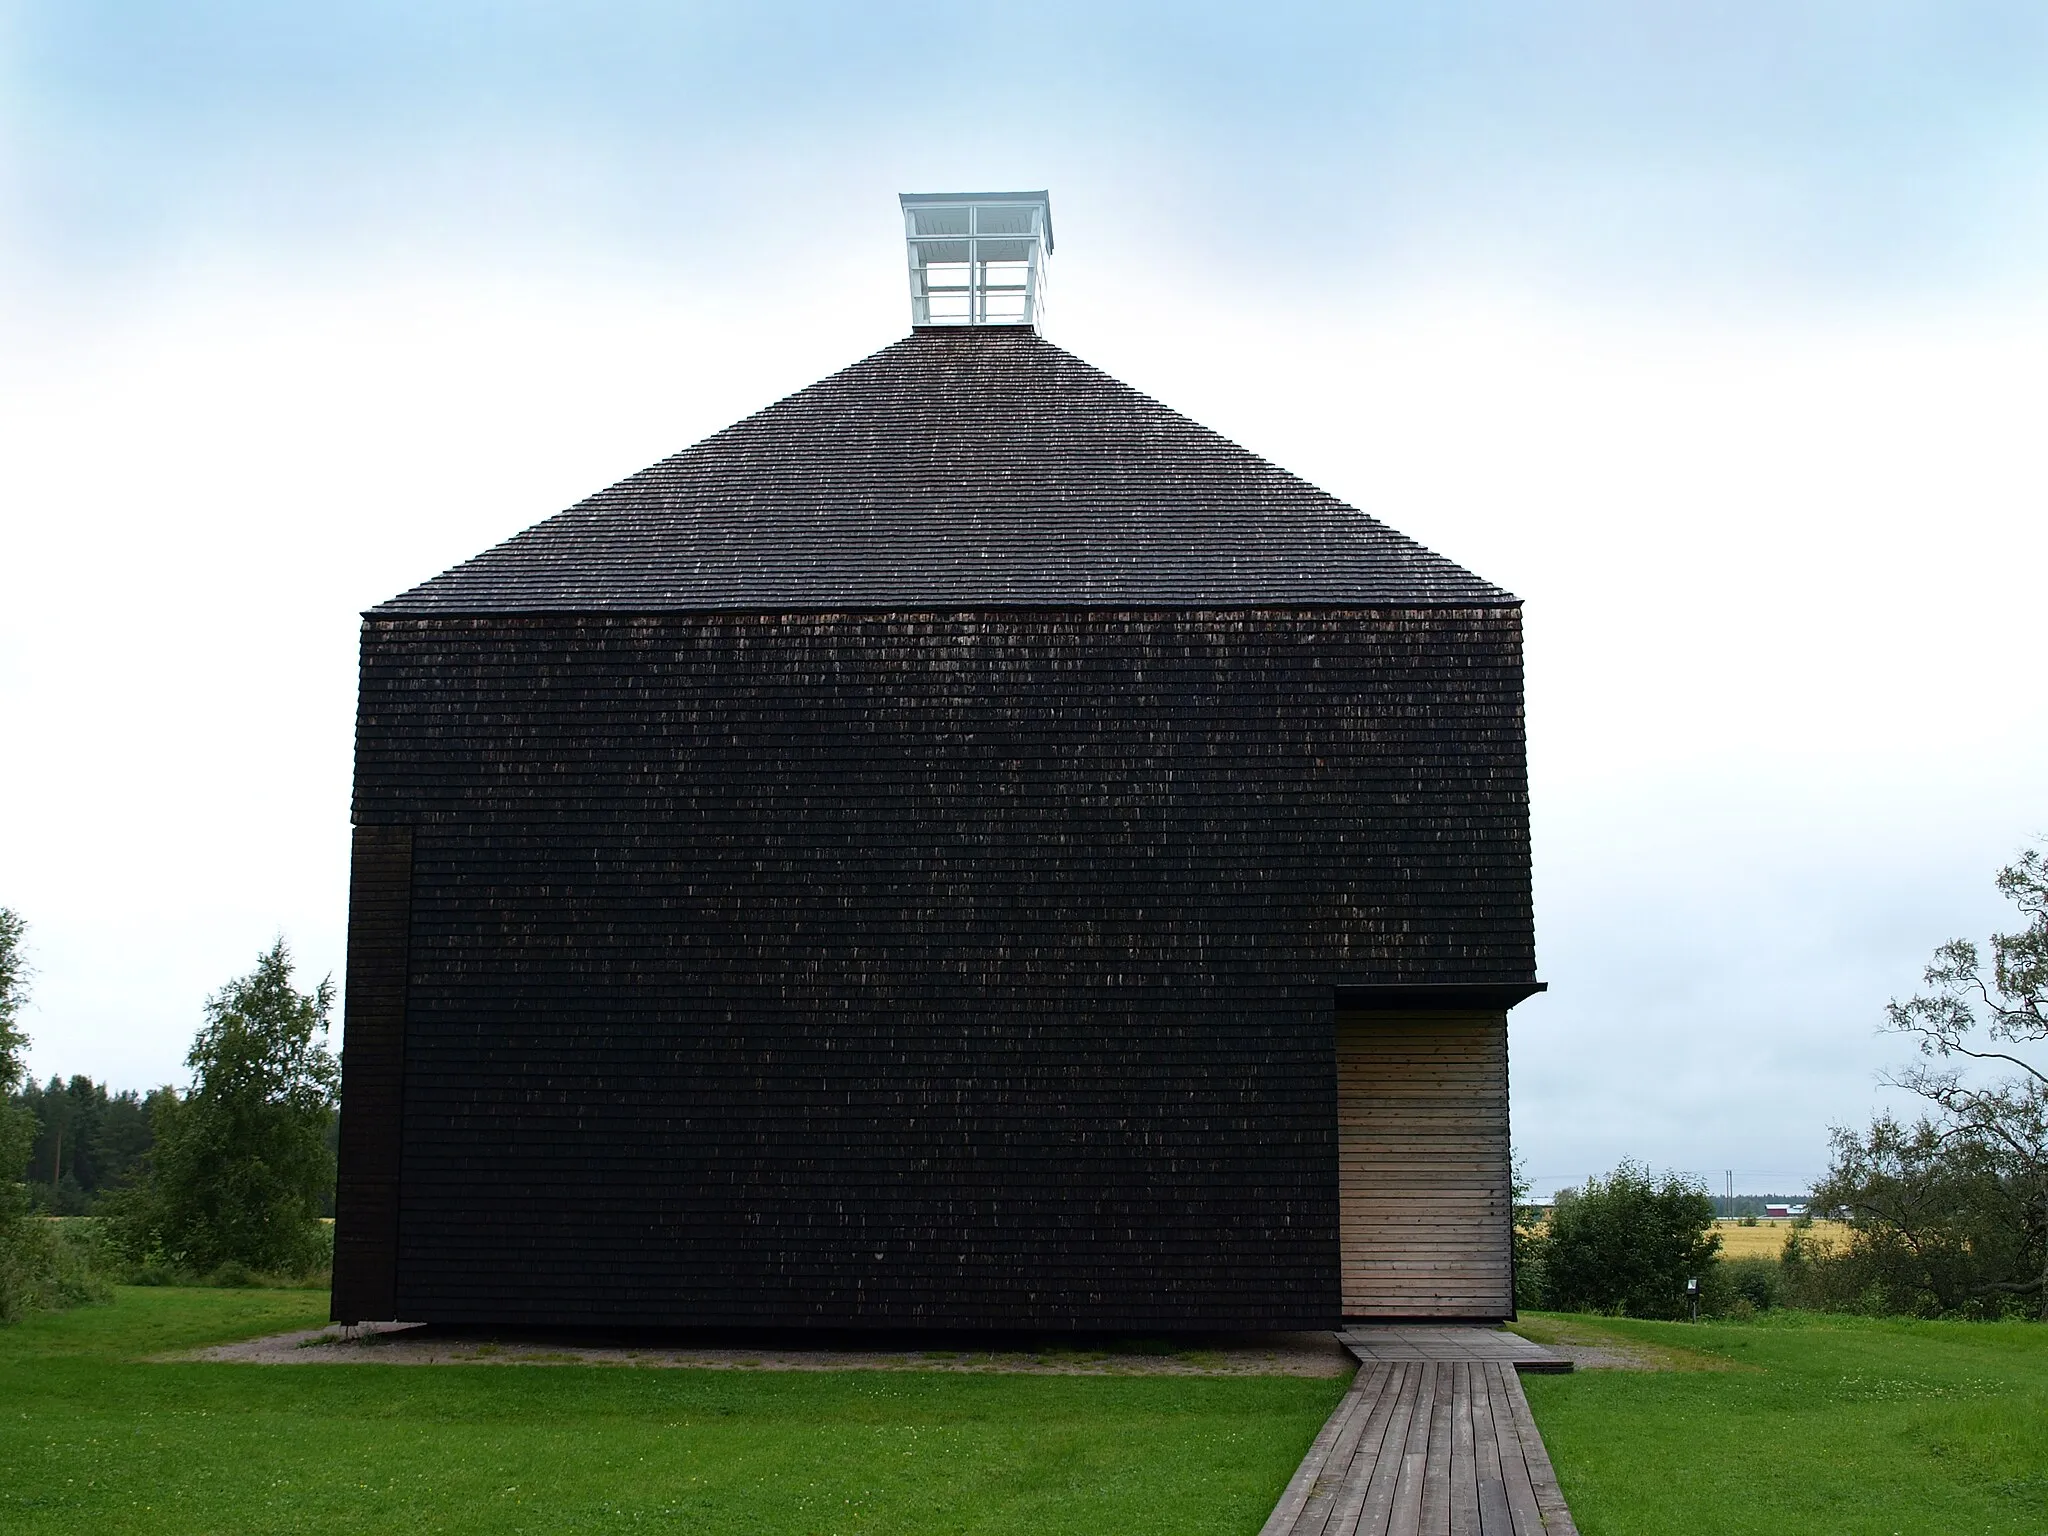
[1807,1115,2030,1315]
[1816,846,2048,1316]
[0,908,45,1317]
[114,941,340,1276]
[1540,1161,1720,1318]
[24,1075,85,1212]
[0,907,27,1105]
[1511,1150,1546,1312]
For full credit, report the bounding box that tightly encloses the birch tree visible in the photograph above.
[1818,847,2048,1315]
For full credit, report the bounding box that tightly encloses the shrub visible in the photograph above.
[113,1221,330,1290]
[0,1219,112,1320]
[1514,1239,1548,1312]
[1542,1161,1721,1319]
[1713,1257,1783,1315]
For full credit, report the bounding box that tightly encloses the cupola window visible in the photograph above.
[899,191,1052,329]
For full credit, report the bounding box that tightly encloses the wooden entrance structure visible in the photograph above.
[1336,984,1540,1321]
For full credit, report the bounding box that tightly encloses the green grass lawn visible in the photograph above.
[14,1291,2045,1534]
[0,1288,1346,1534]
[1518,1310,2048,1536]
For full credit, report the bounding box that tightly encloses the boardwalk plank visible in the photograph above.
[1260,1380,1370,1536]
[1295,1365,1400,1536]
[1485,1363,1548,1534]
[1468,1360,1514,1535]
[1386,1360,1436,1536]
[1448,1363,1481,1536]
[1350,1360,1424,1535]
[1323,1362,1413,1535]
[1495,1361,1580,1535]
[1418,1362,1454,1536]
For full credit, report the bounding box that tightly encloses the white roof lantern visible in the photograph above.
[899,190,1053,330]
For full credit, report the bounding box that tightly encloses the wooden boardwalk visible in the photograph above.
[1259,1353,1578,1535]
[1338,1326,1572,1374]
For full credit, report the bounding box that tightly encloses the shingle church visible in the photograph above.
[332,191,1542,1331]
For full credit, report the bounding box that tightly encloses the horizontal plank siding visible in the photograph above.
[1339,1011,1512,1319]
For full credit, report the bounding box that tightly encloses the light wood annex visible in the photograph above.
[1338,1012,1512,1319]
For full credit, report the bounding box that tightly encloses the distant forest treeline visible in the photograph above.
[14,1076,174,1214]
[13,1074,337,1217]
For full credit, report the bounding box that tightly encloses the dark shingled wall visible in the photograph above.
[345,606,1532,1330]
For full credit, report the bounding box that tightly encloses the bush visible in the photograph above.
[1541,1161,1721,1319]
[111,1221,329,1290]
[0,1219,113,1320]
[0,1125,37,1321]
[126,1250,189,1288]
[1710,1257,1783,1315]
[1514,1238,1548,1313]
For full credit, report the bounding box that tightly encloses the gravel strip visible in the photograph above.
[1506,1319,1739,1372]
[181,1324,1354,1376]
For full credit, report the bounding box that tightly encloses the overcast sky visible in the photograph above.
[3,3,2043,1197]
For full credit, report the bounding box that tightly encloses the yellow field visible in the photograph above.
[1713,1219,1850,1259]
[1518,1217,1851,1260]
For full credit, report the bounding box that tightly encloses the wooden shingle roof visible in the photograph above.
[377,326,1512,614]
